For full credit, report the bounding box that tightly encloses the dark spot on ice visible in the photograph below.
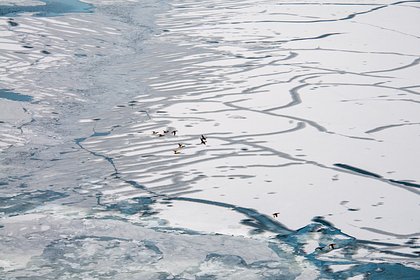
[17,183,28,188]
[23,45,33,49]
[41,50,51,54]
[250,228,265,234]
[59,150,74,155]
[405,238,418,245]
[372,202,384,207]
[7,20,18,26]
[348,208,360,212]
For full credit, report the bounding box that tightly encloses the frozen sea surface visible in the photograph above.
[0,0,419,279]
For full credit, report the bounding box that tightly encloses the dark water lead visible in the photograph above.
[334,163,382,178]
[334,163,420,189]
[0,89,33,102]
[0,0,93,17]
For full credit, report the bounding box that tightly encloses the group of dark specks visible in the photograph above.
[152,129,177,137]
[315,243,337,253]
[150,129,337,253]
[151,129,207,154]
[272,212,337,253]
[7,18,19,27]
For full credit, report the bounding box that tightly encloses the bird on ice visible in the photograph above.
[174,143,185,154]
[200,135,207,145]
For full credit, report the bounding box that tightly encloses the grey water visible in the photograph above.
[0,0,419,279]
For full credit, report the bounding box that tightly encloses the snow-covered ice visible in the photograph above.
[1,0,419,278]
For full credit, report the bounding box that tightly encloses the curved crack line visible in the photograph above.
[277,32,343,43]
[364,57,420,74]
[381,98,420,104]
[169,196,293,236]
[341,98,420,105]
[263,83,306,112]
[333,163,420,193]
[316,81,420,96]
[353,20,420,40]
[282,46,419,58]
[202,71,331,102]
[75,133,164,199]
[315,162,420,195]
[365,122,420,134]
[229,121,306,139]
[280,62,394,79]
[141,151,249,174]
[213,132,420,195]
[228,4,387,24]
[223,99,328,133]
[360,227,420,239]
[211,135,305,164]
[241,33,344,44]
